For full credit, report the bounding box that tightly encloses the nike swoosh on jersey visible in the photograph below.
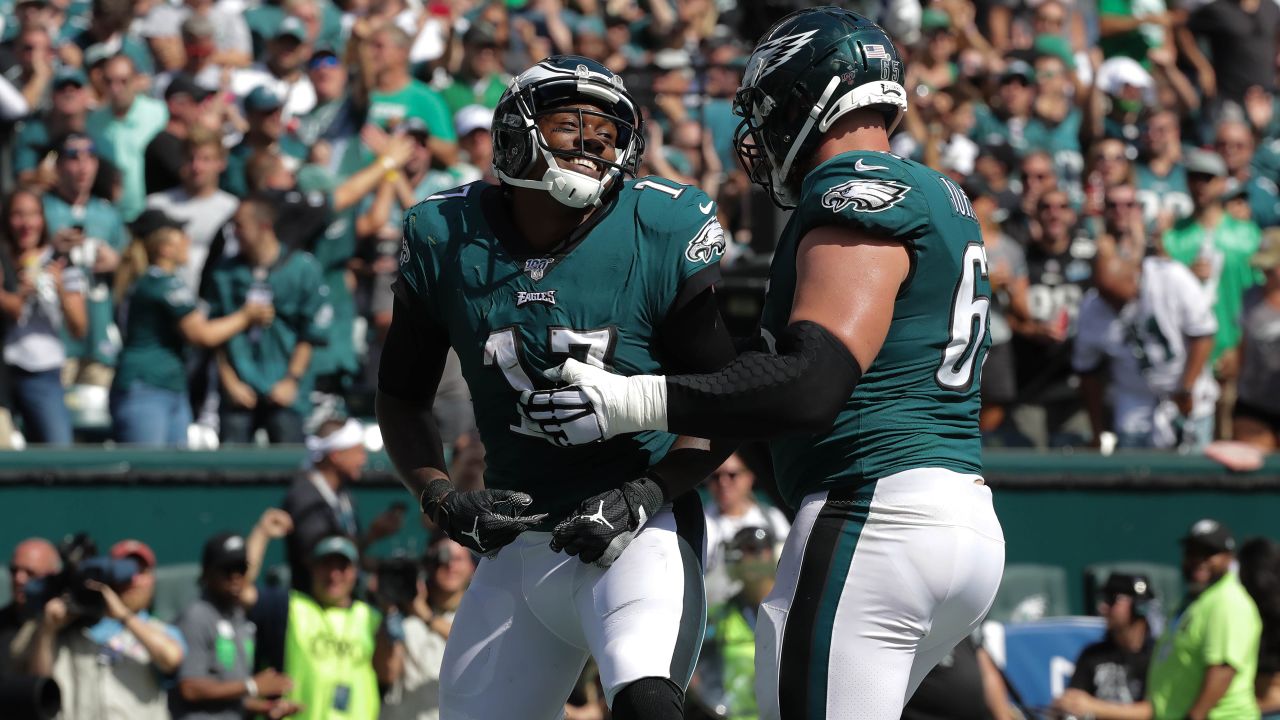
[699,201,714,214]
[854,158,889,172]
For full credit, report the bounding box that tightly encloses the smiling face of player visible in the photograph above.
[533,102,619,183]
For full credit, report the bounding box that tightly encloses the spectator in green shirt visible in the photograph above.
[437,25,510,116]
[362,22,458,167]
[1098,0,1173,62]
[1161,149,1263,436]
[207,195,330,445]
[110,210,274,447]
[86,55,169,222]
[1147,519,1262,720]
[1076,520,1263,719]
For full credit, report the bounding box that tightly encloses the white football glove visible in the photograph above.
[516,358,668,446]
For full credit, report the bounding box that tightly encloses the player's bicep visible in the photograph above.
[377,296,450,403]
[658,286,737,374]
[789,226,910,372]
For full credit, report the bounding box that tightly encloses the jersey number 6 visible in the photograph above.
[935,243,990,391]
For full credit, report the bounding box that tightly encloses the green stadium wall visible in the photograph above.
[0,449,1276,616]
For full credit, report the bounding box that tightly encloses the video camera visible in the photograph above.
[0,673,60,720]
[375,556,422,610]
[24,534,140,624]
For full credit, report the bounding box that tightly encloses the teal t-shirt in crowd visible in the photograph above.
[114,267,197,393]
[42,193,128,367]
[86,95,169,221]
[368,80,457,142]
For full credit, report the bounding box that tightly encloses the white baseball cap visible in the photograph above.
[455,105,494,138]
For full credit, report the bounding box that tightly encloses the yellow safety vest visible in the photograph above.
[284,590,382,720]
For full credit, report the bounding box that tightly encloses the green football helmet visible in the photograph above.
[493,55,644,209]
[733,7,908,208]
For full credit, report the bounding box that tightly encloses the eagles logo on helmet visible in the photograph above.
[732,7,909,208]
[492,56,645,209]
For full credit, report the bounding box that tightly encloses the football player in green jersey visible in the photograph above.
[518,10,1006,719]
[376,56,738,719]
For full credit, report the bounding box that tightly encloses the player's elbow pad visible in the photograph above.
[665,320,862,439]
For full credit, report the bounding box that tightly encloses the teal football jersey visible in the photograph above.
[396,178,725,519]
[760,152,990,508]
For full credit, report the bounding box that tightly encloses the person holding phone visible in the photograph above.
[0,186,87,445]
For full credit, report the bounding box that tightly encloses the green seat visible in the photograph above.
[988,563,1071,623]
[1083,562,1183,620]
[150,563,202,623]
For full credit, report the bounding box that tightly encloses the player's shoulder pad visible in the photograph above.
[796,151,933,243]
[624,176,725,265]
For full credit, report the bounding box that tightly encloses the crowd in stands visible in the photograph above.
[0,0,1273,455]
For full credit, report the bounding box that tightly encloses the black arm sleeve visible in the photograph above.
[664,320,862,439]
[376,296,452,494]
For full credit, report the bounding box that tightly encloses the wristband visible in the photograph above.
[244,678,259,698]
[379,156,397,171]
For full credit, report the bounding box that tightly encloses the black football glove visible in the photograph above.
[550,474,667,567]
[421,478,548,557]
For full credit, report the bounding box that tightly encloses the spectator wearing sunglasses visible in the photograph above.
[702,453,789,603]
[173,528,300,720]
[1216,119,1280,229]
[86,54,169,222]
[1011,188,1096,448]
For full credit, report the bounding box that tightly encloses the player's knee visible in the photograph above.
[611,676,684,720]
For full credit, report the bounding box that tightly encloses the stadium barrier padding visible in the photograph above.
[0,448,1276,615]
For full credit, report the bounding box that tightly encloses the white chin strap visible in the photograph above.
[499,148,613,209]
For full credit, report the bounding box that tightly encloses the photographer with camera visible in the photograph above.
[22,539,185,720]
[0,539,61,671]
[379,535,474,720]
[173,531,300,720]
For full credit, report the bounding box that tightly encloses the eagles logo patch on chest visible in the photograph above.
[821,179,911,214]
